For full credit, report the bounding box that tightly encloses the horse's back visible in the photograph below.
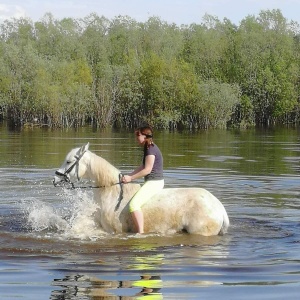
[148,187,221,208]
[143,187,229,236]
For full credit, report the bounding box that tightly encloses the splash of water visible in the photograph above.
[21,189,106,240]
[25,198,68,232]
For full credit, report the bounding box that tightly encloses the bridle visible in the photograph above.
[54,150,87,188]
[53,150,124,211]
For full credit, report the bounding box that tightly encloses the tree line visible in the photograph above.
[0,9,299,129]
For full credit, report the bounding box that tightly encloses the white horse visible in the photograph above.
[53,143,229,236]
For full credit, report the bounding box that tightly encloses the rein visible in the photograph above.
[57,174,123,191]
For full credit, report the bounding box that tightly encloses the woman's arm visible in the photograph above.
[129,165,144,176]
[123,155,155,183]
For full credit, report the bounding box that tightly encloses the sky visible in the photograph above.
[1,0,300,25]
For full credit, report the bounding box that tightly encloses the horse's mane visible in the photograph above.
[88,151,121,186]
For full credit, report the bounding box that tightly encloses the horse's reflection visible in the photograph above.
[51,273,163,299]
[50,252,164,299]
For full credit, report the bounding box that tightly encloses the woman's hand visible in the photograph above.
[122,175,132,183]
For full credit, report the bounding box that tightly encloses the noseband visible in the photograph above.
[54,150,87,188]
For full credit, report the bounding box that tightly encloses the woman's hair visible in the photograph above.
[136,126,154,149]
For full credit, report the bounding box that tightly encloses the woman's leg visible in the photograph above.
[131,210,144,233]
[129,180,164,233]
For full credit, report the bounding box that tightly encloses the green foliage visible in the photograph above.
[187,80,240,129]
[0,9,300,129]
[234,10,299,125]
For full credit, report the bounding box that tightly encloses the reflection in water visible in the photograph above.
[49,235,230,299]
[50,275,163,299]
[132,275,163,299]
[126,252,164,271]
[51,251,164,299]
[51,274,163,299]
[51,274,118,299]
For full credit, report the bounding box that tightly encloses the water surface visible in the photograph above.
[0,125,300,299]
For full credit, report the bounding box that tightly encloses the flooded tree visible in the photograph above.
[0,9,299,129]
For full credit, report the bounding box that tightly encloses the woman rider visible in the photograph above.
[122,126,164,233]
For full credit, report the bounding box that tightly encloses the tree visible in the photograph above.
[236,10,299,125]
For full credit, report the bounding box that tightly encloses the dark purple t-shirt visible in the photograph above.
[143,144,163,181]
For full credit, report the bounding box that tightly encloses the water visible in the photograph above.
[0,125,300,299]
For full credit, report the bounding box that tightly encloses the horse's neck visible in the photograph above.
[88,152,120,186]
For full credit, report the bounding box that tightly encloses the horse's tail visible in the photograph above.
[219,208,230,236]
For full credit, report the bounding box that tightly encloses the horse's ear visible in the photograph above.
[79,142,89,155]
[84,142,90,151]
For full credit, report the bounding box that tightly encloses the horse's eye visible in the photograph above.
[66,160,72,164]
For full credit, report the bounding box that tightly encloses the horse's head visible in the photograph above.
[53,143,90,187]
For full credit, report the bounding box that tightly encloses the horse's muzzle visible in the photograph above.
[53,170,69,187]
